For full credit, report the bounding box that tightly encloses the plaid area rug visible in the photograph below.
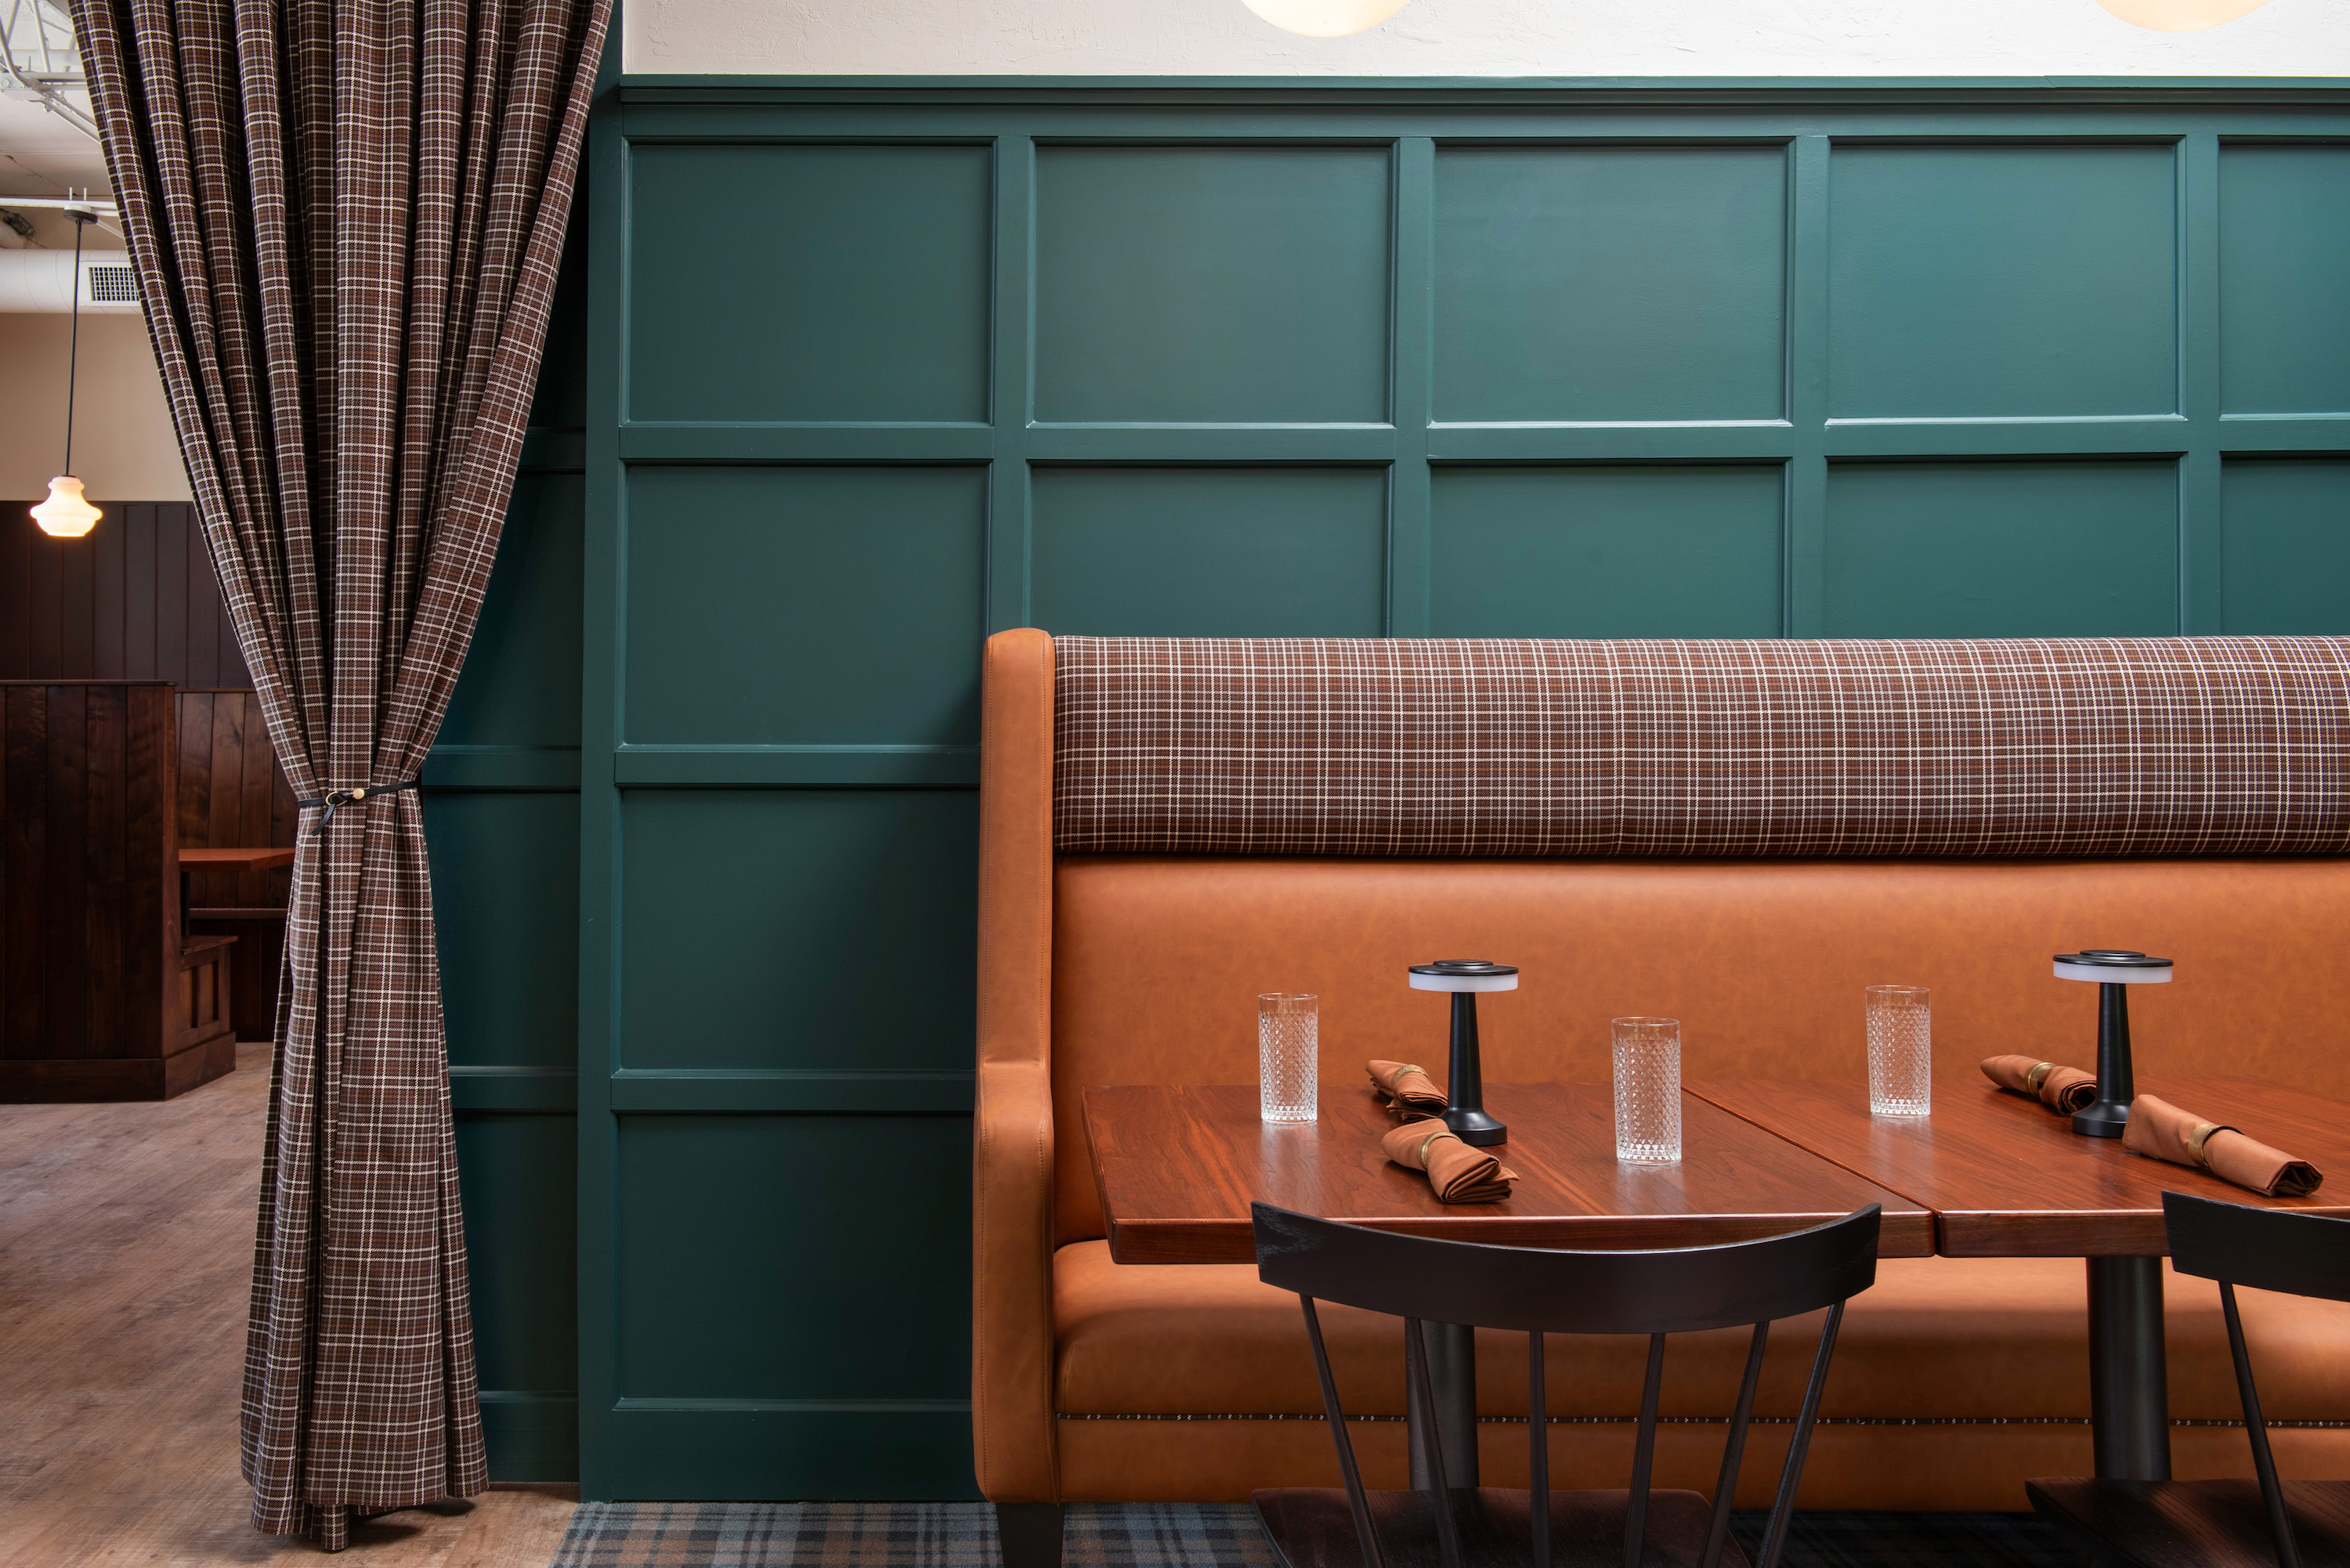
[549,1501,2073,1567]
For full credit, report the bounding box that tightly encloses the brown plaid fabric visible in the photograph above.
[74,0,608,1548]
[1054,637,2350,858]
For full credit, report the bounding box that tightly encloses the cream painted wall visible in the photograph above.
[0,309,192,502]
[627,0,2350,78]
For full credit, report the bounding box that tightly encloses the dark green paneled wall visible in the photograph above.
[428,220,588,1482]
[412,80,2350,1494]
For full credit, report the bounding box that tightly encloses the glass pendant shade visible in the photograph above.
[31,475,102,539]
[1240,0,1412,36]
[2094,0,2270,29]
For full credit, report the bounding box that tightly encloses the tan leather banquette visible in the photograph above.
[973,628,2350,1514]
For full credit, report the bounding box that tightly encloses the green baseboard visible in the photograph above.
[600,1401,979,1500]
[482,1390,580,1483]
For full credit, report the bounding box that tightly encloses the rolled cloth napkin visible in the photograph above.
[2123,1093,2324,1198]
[1368,1060,1448,1118]
[1381,1121,1517,1204]
[1980,1054,2099,1114]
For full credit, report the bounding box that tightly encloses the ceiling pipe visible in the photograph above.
[0,245,141,312]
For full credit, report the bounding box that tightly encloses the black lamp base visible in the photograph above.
[2072,1100,2131,1139]
[1443,1106,1508,1147]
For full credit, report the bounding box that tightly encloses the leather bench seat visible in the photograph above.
[1056,1242,2350,1420]
[1051,1241,2350,1505]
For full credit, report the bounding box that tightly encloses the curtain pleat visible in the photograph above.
[72,0,608,1547]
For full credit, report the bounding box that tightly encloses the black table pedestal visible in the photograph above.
[2088,1255,2172,1479]
[1408,1320,1481,1490]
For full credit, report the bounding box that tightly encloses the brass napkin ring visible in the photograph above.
[1416,1128,1456,1164]
[2025,1061,2056,1090]
[2186,1121,2234,1168]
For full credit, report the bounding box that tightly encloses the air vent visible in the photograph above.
[85,264,137,304]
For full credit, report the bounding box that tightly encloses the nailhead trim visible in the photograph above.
[1061,1413,2350,1429]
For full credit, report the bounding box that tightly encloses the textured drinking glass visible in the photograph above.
[1866,985,1932,1116]
[1259,993,1319,1122]
[1612,1017,1682,1164]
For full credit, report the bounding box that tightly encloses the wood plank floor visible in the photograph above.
[0,1043,577,1567]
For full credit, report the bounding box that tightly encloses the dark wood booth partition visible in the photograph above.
[176,689,296,1046]
[2,681,237,1100]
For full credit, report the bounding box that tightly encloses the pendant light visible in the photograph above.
[2094,0,2270,29]
[30,197,103,540]
[1240,0,1412,37]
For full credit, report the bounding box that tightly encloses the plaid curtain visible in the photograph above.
[72,0,608,1548]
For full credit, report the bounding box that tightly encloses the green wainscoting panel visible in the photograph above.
[1828,144,2178,420]
[433,267,587,1476]
[618,791,978,1072]
[623,466,986,745]
[1031,466,1388,635]
[2222,459,2350,631]
[2219,145,2350,417]
[443,471,586,750]
[626,144,992,424]
[428,792,583,1070]
[1033,146,1391,425]
[616,1115,971,1400]
[457,1112,580,1388]
[581,80,2350,1501]
[1824,461,2180,636]
[1430,466,1784,637]
[1433,146,1786,423]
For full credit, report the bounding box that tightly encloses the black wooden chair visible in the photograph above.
[1248,1201,1883,1568]
[2026,1191,2350,1568]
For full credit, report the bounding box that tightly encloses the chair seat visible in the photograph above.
[2027,1477,2350,1567]
[1253,1486,1744,1568]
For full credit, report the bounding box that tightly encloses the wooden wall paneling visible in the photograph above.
[176,689,295,1042]
[2,515,28,675]
[154,508,186,684]
[42,684,90,1060]
[584,79,2350,1505]
[0,681,219,1100]
[126,685,176,1070]
[30,526,62,677]
[125,506,157,678]
[204,694,244,884]
[0,504,230,685]
[235,695,280,905]
[175,691,215,901]
[92,511,125,679]
[84,685,128,1061]
[59,535,93,680]
[2,685,45,1060]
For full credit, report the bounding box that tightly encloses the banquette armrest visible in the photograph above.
[973,628,1058,1502]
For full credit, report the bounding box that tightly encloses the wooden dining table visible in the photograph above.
[1083,1072,2350,1490]
[1688,1072,2350,1483]
[177,846,298,873]
[1082,1080,1933,1490]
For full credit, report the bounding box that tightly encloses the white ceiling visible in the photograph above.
[0,89,115,249]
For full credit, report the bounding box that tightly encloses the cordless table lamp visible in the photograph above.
[2054,948,2174,1137]
[1407,959,1517,1147]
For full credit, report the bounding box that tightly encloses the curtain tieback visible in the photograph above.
[298,779,423,834]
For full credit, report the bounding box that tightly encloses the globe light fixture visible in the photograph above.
[2095,0,2271,30]
[1241,0,1412,37]
[30,196,104,540]
[31,475,102,538]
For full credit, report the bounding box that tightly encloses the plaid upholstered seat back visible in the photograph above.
[1050,637,2350,858]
